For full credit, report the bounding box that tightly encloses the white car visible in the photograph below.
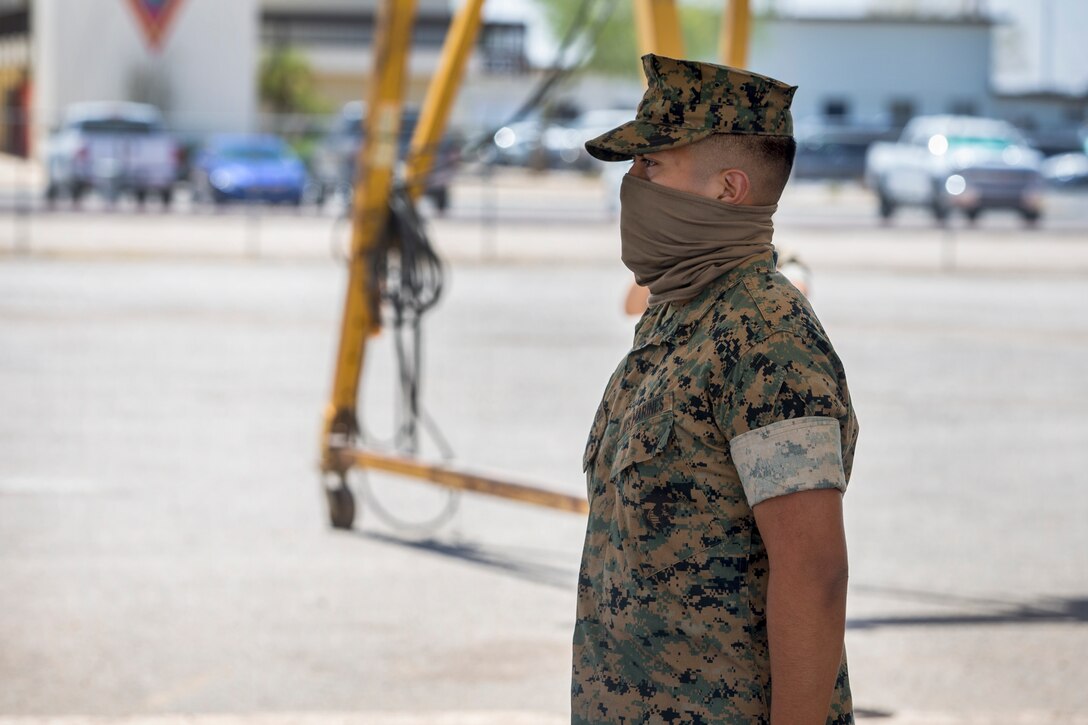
[865,115,1044,225]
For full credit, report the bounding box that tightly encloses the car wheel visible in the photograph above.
[134,189,148,206]
[931,195,950,224]
[1020,208,1041,227]
[429,187,450,214]
[160,188,174,207]
[878,191,896,221]
[965,207,981,224]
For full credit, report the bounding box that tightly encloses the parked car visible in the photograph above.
[1042,151,1088,188]
[865,115,1045,224]
[489,119,546,168]
[191,134,308,205]
[543,109,637,171]
[311,101,460,212]
[44,101,179,205]
[793,121,896,181]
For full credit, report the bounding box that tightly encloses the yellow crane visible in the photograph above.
[319,0,751,529]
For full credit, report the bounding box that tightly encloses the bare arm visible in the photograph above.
[624,280,650,316]
[753,488,849,725]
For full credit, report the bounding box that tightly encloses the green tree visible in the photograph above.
[259,47,330,115]
[535,0,724,78]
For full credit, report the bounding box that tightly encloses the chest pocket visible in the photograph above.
[612,398,726,581]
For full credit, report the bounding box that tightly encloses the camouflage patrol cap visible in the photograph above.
[585,54,798,162]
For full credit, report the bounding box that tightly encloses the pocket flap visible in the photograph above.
[610,412,674,480]
[582,401,609,472]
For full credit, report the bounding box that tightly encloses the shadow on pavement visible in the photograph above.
[848,587,1088,630]
[359,530,579,591]
[354,534,1088,630]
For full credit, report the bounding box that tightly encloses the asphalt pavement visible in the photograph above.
[1,169,1087,724]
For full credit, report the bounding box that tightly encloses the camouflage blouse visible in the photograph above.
[572,252,859,724]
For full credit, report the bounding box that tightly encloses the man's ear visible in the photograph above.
[716,168,751,204]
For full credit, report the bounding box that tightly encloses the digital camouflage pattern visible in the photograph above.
[572,252,858,724]
[585,54,797,163]
[730,417,847,507]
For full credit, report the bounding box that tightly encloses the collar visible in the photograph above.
[631,251,776,350]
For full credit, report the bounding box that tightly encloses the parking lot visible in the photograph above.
[1,168,1087,724]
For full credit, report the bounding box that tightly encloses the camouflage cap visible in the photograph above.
[585,54,798,162]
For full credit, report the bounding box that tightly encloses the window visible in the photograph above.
[479,23,528,75]
[822,98,849,121]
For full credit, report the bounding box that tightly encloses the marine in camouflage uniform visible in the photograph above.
[572,55,859,723]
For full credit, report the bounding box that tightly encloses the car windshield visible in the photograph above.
[946,135,1017,150]
[217,144,289,161]
[78,119,158,134]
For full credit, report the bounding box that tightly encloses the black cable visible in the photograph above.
[366,186,445,453]
[382,186,444,320]
[353,185,462,533]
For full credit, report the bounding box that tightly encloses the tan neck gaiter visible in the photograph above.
[620,174,776,306]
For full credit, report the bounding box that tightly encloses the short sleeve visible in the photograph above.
[714,331,853,506]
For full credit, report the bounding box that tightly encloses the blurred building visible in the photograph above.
[21,0,258,156]
[262,0,528,103]
[259,0,533,130]
[5,1,1083,162]
[750,15,994,127]
[739,10,1086,153]
[8,0,533,159]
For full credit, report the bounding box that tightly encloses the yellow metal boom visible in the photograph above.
[320,0,752,529]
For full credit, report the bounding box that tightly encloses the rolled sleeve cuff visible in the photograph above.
[729,416,847,508]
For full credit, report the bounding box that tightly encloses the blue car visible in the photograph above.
[193,134,307,205]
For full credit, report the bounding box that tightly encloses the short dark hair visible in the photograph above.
[695,134,797,204]
[747,135,797,186]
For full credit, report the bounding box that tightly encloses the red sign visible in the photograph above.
[125,0,185,51]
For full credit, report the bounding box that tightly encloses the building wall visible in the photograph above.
[31,0,257,150]
[261,0,448,14]
[749,17,993,125]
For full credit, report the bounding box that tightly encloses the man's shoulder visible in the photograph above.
[702,268,831,359]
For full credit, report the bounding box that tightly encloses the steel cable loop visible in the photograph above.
[354,466,462,536]
[355,186,461,532]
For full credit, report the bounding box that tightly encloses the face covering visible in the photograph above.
[619,174,777,306]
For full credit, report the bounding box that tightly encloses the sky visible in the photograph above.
[466,0,1088,96]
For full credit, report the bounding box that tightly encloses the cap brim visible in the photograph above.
[584,120,717,162]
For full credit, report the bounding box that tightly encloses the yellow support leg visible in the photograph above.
[322,0,417,470]
[319,0,589,526]
[719,0,750,68]
[633,0,685,59]
[405,0,486,201]
[343,449,589,515]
